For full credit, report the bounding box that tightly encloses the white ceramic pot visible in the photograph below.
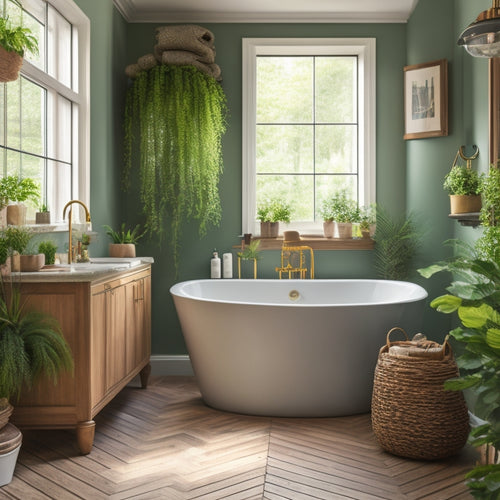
[323,221,334,238]
[336,222,353,239]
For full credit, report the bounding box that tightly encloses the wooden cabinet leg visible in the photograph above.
[140,363,151,389]
[77,420,95,455]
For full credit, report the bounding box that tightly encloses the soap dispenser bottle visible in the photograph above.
[211,250,221,279]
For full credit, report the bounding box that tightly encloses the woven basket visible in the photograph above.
[0,46,23,83]
[371,328,470,460]
[0,399,13,431]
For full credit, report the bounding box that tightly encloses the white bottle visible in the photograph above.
[223,253,233,279]
[211,251,221,279]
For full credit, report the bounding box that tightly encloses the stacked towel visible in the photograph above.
[125,24,222,81]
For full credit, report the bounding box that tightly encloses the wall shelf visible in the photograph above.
[448,212,481,227]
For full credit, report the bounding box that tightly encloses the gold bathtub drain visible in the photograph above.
[289,290,300,301]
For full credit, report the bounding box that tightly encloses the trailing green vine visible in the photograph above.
[123,65,227,265]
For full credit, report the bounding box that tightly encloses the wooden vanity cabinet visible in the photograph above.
[11,265,152,454]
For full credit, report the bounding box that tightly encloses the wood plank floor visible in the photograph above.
[0,376,476,499]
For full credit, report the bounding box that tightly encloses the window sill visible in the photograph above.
[236,236,374,251]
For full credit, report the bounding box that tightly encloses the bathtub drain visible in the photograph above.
[289,290,300,301]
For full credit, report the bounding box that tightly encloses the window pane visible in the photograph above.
[47,92,71,163]
[257,57,313,123]
[257,174,314,221]
[6,149,20,176]
[21,77,45,157]
[47,159,71,222]
[5,79,20,150]
[315,175,357,220]
[48,5,72,88]
[256,125,313,174]
[316,57,357,123]
[315,125,357,174]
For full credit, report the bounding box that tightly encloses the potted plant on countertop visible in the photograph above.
[0,283,73,486]
[38,240,57,266]
[103,223,145,258]
[257,199,292,238]
[3,225,44,272]
[0,1,39,83]
[0,176,40,226]
[443,163,482,214]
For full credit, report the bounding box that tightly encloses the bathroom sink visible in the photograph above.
[40,262,130,273]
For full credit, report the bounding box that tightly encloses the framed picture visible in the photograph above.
[404,59,448,140]
[490,57,500,165]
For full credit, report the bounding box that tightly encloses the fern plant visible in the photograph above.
[0,286,73,402]
[0,15,38,57]
[123,65,227,267]
[373,207,420,280]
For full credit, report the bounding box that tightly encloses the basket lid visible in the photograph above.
[0,423,22,454]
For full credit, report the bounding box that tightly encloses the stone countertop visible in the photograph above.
[8,257,154,283]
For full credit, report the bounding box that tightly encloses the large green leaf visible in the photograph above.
[459,304,495,328]
[430,294,462,313]
[486,328,500,350]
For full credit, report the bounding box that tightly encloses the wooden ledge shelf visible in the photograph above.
[235,237,374,251]
[448,212,480,227]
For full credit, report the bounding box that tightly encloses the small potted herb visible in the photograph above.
[0,2,39,83]
[257,200,292,238]
[103,223,145,258]
[0,176,40,225]
[320,191,359,239]
[38,240,57,265]
[35,204,50,224]
[443,165,482,214]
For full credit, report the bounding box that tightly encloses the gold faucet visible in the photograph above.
[63,200,91,264]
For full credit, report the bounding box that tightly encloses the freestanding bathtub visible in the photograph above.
[170,279,428,417]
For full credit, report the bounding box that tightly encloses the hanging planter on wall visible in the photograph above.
[123,64,227,266]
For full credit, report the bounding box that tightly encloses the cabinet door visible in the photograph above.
[106,284,127,391]
[91,289,107,407]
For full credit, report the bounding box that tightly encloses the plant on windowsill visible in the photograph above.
[0,282,73,486]
[0,1,39,83]
[320,191,359,239]
[359,204,376,239]
[35,204,50,225]
[418,240,500,499]
[443,164,483,215]
[103,223,145,258]
[257,200,292,238]
[0,176,40,226]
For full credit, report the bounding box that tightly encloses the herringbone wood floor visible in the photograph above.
[0,376,475,499]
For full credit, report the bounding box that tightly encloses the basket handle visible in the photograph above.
[386,327,409,347]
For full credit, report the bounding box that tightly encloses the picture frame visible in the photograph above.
[490,57,500,165]
[404,59,448,140]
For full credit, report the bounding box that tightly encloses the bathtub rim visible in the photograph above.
[170,278,428,308]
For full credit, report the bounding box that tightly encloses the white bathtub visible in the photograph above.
[170,279,428,417]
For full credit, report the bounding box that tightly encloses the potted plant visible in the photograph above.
[0,284,72,485]
[320,191,359,239]
[3,225,31,272]
[0,176,40,225]
[0,3,39,83]
[103,223,145,258]
[38,240,57,265]
[359,204,376,238]
[35,204,50,224]
[418,240,500,498]
[237,239,261,279]
[443,164,482,214]
[257,200,292,238]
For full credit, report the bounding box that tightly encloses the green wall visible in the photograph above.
[73,0,493,355]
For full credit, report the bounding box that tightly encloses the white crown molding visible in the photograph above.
[112,1,412,24]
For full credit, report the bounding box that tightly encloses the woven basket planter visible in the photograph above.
[0,47,23,83]
[371,328,470,460]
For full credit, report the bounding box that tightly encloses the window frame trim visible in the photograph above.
[241,37,376,235]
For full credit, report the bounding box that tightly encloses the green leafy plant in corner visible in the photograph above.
[38,241,57,265]
[0,285,73,402]
[123,65,227,267]
[418,240,500,499]
[103,223,145,245]
[373,206,420,280]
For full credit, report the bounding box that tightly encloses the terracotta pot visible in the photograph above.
[0,207,7,228]
[323,221,334,238]
[336,222,353,239]
[260,221,279,238]
[449,194,481,214]
[7,204,26,225]
[109,243,136,258]
[35,211,51,224]
[19,254,45,272]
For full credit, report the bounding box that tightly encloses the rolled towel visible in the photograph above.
[155,24,216,61]
[137,53,157,71]
[125,63,141,79]
[160,51,222,81]
[154,46,215,64]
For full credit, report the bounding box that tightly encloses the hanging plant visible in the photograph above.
[123,65,227,264]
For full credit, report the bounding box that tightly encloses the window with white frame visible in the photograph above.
[242,38,376,235]
[0,0,89,223]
